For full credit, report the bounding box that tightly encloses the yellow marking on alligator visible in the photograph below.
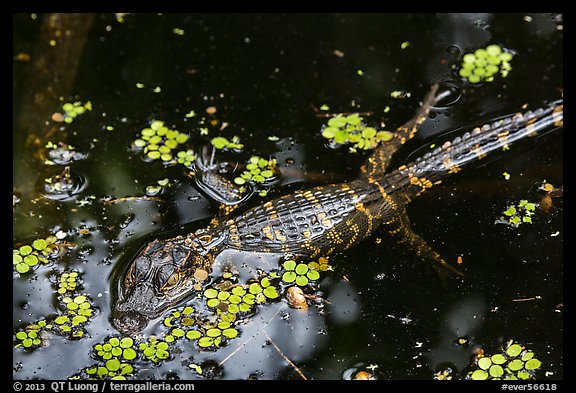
[275,230,287,242]
[262,226,274,241]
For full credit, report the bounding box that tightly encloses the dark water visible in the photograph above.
[13,13,563,380]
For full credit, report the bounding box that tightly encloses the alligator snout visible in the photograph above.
[113,310,149,336]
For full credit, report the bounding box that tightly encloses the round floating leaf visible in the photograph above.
[295,263,308,275]
[121,364,134,375]
[97,366,108,378]
[106,359,121,372]
[72,315,87,325]
[508,359,524,371]
[471,369,488,380]
[120,337,133,348]
[223,328,238,339]
[215,322,229,331]
[217,291,230,301]
[143,347,155,357]
[296,275,308,286]
[122,348,137,360]
[33,239,47,250]
[186,330,202,340]
[263,286,279,299]
[228,294,242,304]
[156,341,169,351]
[198,337,213,347]
[282,271,296,283]
[491,354,507,365]
[156,350,169,360]
[306,269,320,281]
[517,370,531,380]
[489,365,504,378]
[172,328,185,338]
[19,245,33,255]
[109,338,120,347]
[111,347,122,357]
[16,263,30,274]
[478,357,492,370]
[232,287,246,296]
[204,288,218,298]
[283,260,296,270]
[521,351,534,361]
[525,359,541,370]
[24,255,38,266]
[249,283,263,294]
[207,299,220,308]
[206,328,221,338]
[183,306,195,315]
[506,344,522,357]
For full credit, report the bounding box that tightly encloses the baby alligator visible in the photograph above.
[113,85,563,334]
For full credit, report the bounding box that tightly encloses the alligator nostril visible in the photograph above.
[113,310,148,336]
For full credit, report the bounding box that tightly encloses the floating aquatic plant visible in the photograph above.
[210,135,244,150]
[233,155,277,185]
[321,113,393,152]
[133,120,190,164]
[59,101,92,123]
[13,236,60,275]
[14,321,51,350]
[497,199,537,227]
[281,259,322,287]
[138,336,171,363]
[468,340,542,380]
[57,271,80,294]
[457,44,514,84]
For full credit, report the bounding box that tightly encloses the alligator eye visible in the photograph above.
[160,271,181,292]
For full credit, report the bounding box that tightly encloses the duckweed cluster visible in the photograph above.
[61,101,92,123]
[233,155,277,185]
[14,270,96,351]
[13,236,60,275]
[498,199,537,227]
[81,337,137,380]
[133,120,191,164]
[321,113,393,152]
[57,271,80,294]
[138,336,171,362]
[14,320,51,349]
[54,294,95,336]
[468,340,542,380]
[95,337,138,361]
[210,135,244,150]
[457,44,514,84]
[281,260,321,286]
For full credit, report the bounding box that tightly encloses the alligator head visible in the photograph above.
[113,229,224,335]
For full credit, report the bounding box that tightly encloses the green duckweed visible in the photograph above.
[13,236,60,275]
[469,340,542,380]
[457,44,514,84]
[281,259,323,287]
[210,135,244,150]
[498,199,537,228]
[321,113,393,152]
[133,120,190,165]
[138,337,171,363]
[61,101,92,123]
[234,155,277,185]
